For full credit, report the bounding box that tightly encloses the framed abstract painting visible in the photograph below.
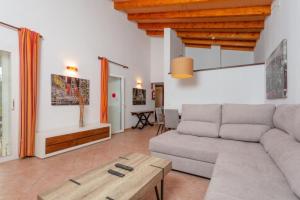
[51,74,90,105]
[266,39,288,99]
[133,88,146,105]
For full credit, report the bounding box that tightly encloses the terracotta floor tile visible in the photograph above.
[0,126,209,200]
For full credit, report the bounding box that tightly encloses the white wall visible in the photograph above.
[221,50,254,67]
[150,38,164,83]
[185,46,221,69]
[164,28,185,108]
[164,29,265,110]
[185,46,254,70]
[164,64,266,110]
[254,0,300,103]
[151,32,255,85]
[0,0,153,162]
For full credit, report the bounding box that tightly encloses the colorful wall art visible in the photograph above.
[51,74,90,105]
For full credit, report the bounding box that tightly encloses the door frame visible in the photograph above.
[109,74,125,134]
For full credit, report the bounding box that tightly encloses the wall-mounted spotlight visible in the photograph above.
[65,66,78,77]
[136,80,142,89]
[66,66,78,72]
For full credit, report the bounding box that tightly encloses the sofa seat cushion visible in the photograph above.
[261,129,300,198]
[205,152,299,200]
[177,121,219,138]
[220,124,270,142]
[149,131,263,164]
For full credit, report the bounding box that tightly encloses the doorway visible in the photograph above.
[108,75,125,134]
[154,83,164,108]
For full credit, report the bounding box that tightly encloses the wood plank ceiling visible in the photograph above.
[114,0,273,51]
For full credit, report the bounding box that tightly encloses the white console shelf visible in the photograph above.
[35,123,111,159]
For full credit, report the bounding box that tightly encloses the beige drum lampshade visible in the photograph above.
[171,57,194,79]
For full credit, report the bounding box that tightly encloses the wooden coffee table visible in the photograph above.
[38,153,172,200]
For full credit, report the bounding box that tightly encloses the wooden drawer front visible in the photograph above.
[45,127,109,154]
[46,141,76,155]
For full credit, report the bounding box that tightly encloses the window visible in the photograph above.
[0,51,11,157]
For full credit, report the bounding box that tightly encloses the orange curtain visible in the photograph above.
[18,28,40,158]
[100,58,109,123]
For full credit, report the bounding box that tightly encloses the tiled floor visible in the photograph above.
[0,126,209,200]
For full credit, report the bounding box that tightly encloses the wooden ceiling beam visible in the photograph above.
[146,30,260,41]
[185,43,254,51]
[182,39,256,47]
[185,43,212,48]
[128,6,271,22]
[138,21,264,30]
[178,32,260,41]
[176,28,262,33]
[115,0,214,10]
[146,30,164,37]
[131,15,266,23]
[114,1,272,50]
[185,43,212,49]
[222,46,254,51]
[114,0,272,14]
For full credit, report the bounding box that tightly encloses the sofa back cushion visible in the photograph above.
[220,104,275,142]
[261,129,300,198]
[178,104,221,138]
[273,104,300,142]
[222,104,275,126]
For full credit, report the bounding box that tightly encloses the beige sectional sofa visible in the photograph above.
[149,104,300,200]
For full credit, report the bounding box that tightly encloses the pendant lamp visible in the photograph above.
[171,57,194,79]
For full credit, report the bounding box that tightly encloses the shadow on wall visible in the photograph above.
[177,73,199,87]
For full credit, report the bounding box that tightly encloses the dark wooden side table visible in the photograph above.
[131,111,154,129]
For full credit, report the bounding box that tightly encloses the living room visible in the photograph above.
[0,0,299,199]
